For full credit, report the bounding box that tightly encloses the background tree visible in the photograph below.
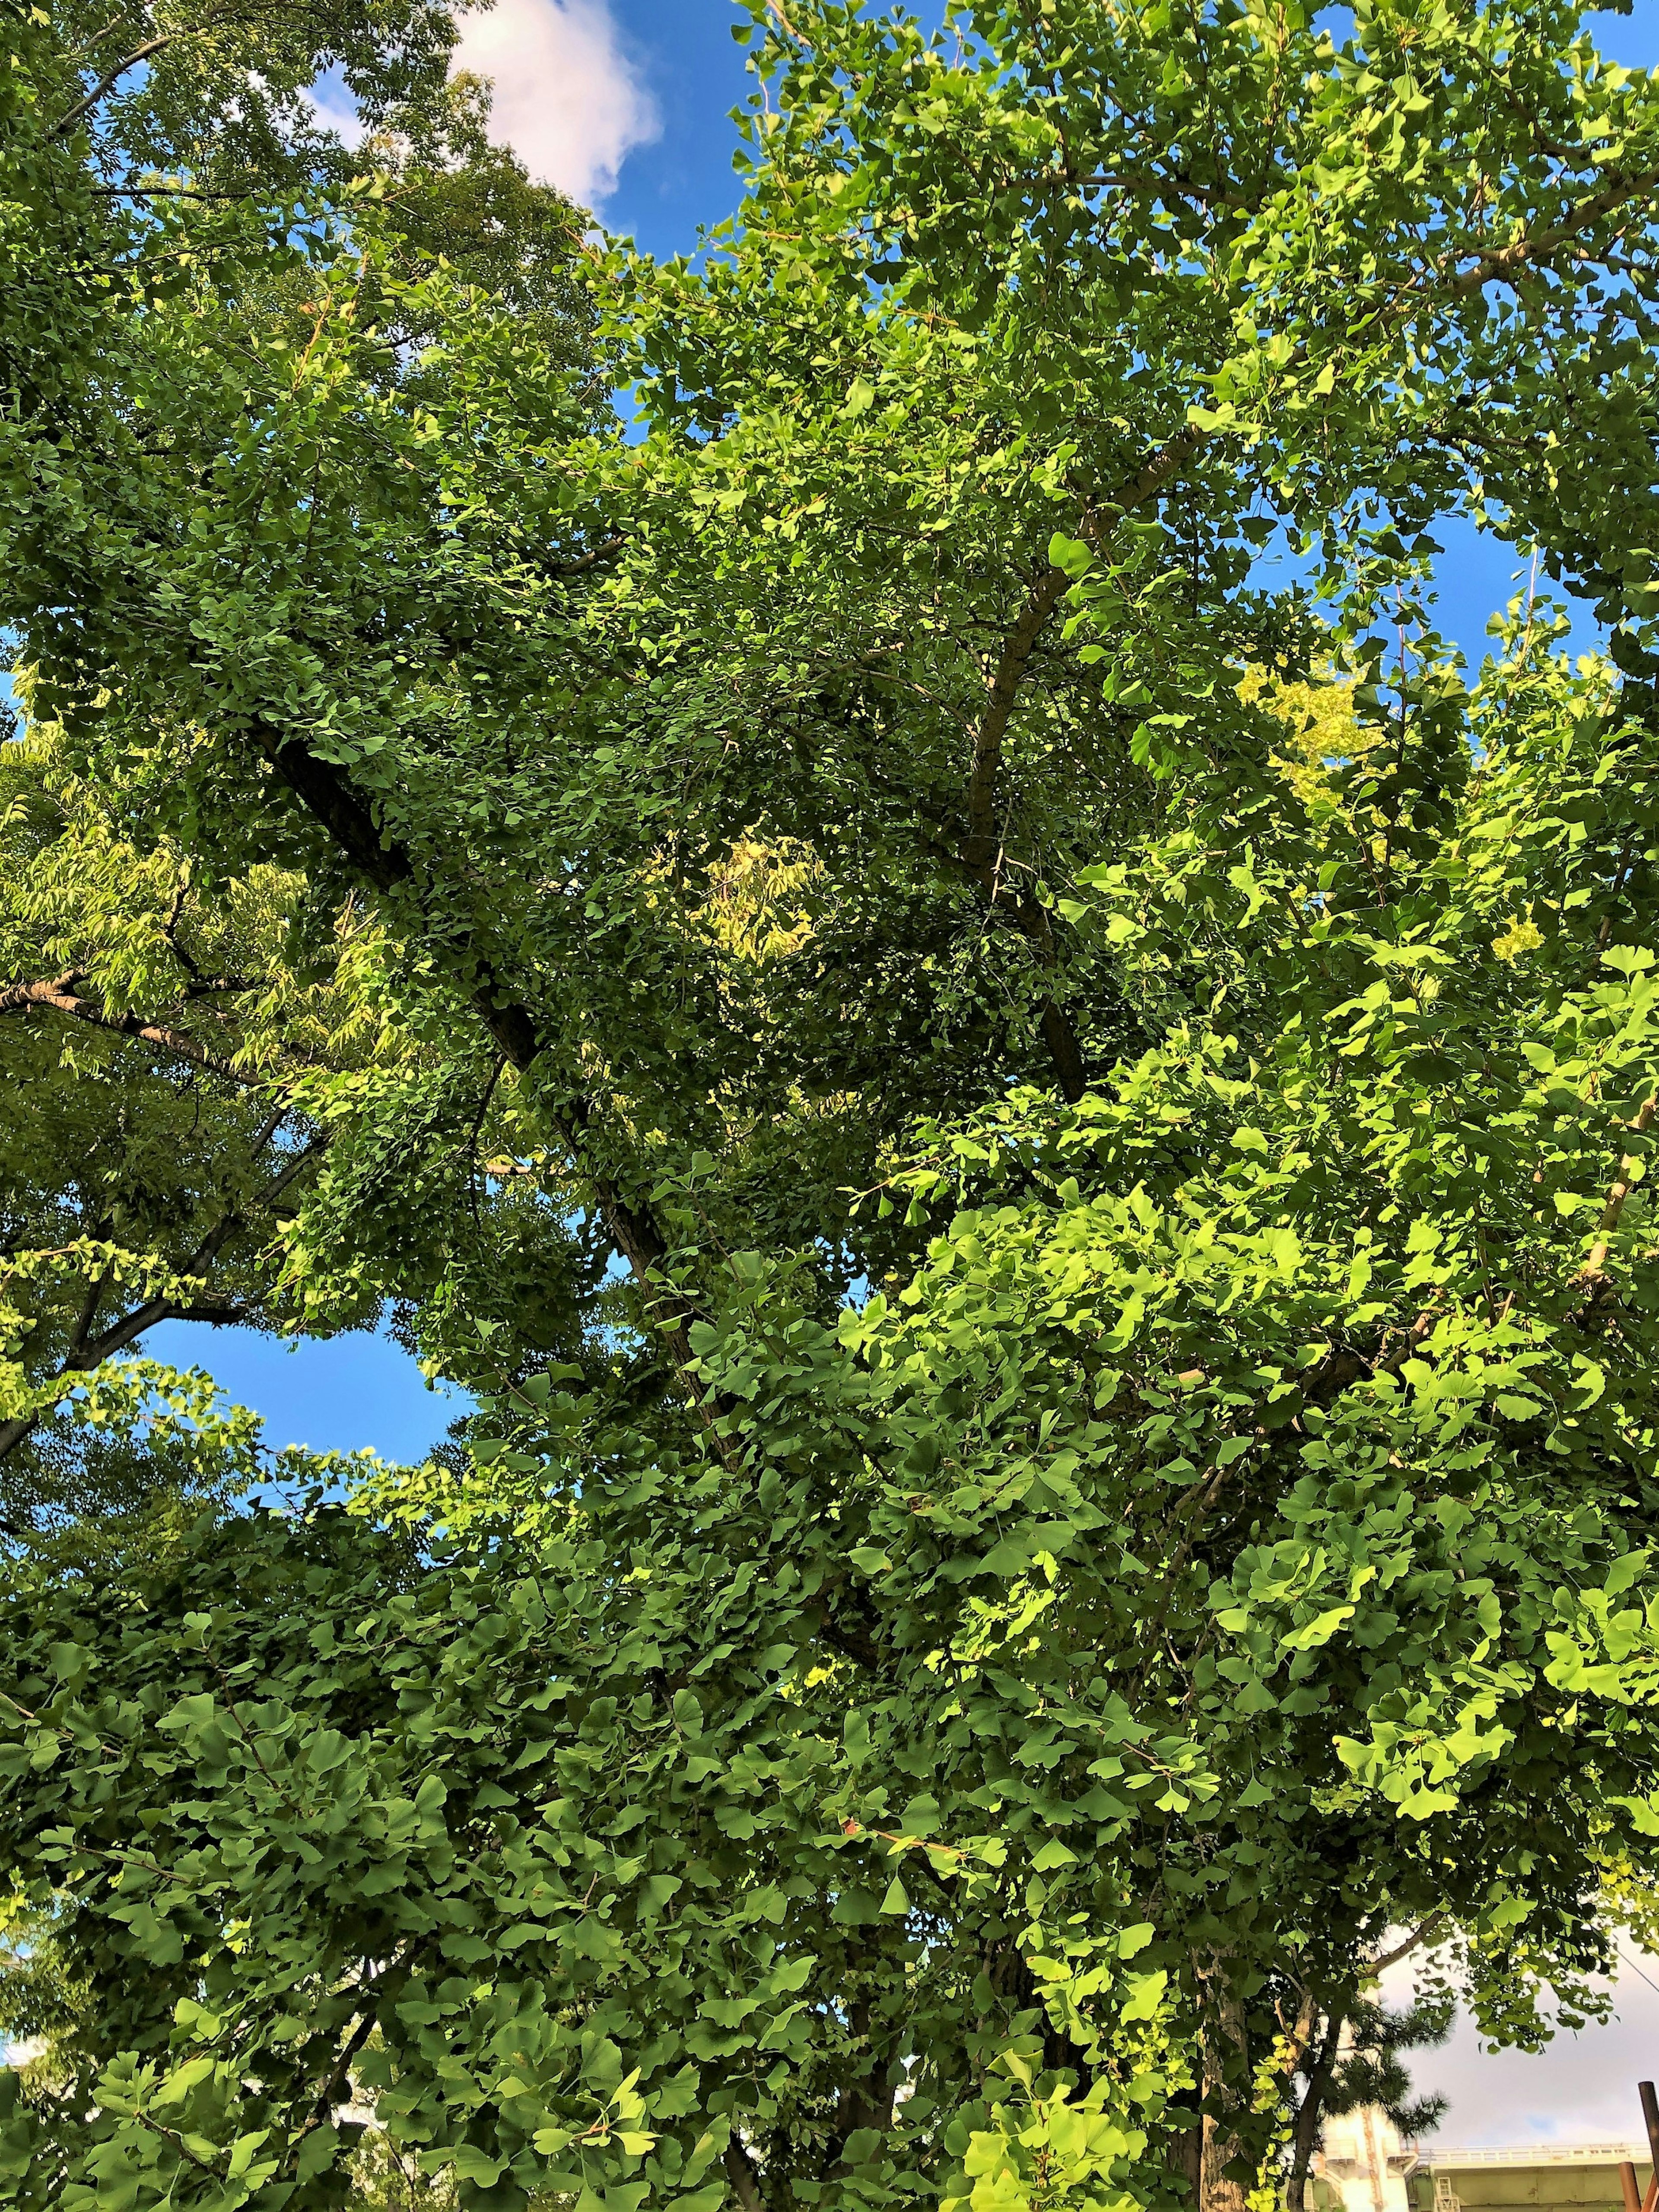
[1286,1966,1454,2212]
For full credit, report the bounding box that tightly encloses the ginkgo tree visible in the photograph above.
[4,3,1659,2212]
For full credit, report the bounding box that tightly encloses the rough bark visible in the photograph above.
[1197,1955,1254,2212]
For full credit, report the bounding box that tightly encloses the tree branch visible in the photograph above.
[289,1947,418,2158]
[0,973,266,1089]
[51,34,176,139]
[962,568,1075,883]
[64,1266,112,1363]
[724,2139,768,2212]
[811,1593,881,1672]
[1287,2006,1345,2212]
[1584,1093,1657,1278]
[0,1134,329,1464]
[1444,170,1659,298]
[551,535,625,578]
[91,183,262,200]
[249,724,706,1377]
[1367,1915,1445,1976]
[958,423,1206,1102]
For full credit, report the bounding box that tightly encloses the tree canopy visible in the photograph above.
[4,3,1659,2211]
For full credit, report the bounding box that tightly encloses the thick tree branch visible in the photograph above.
[297,2007,381,2142]
[963,568,1075,882]
[821,1986,897,2181]
[92,183,267,202]
[1036,993,1090,1105]
[724,2138,768,2212]
[959,424,1207,1102]
[0,972,264,1088]
[1444,170,1659,298]
[1300,1304,1438,1410]
[1287,2007,1345,2212]
[63,1265,113,1364]
[551,535,625,577]
[51,34,176,138]
[250,724,698,1363]
[1138,1303,1443,1632]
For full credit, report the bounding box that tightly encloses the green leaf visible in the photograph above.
[1121,1970,1168,2022]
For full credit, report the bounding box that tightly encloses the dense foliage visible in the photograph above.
[4,3,1659,2211]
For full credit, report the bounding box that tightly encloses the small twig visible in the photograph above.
[551,535,625,578]
[60,1841,194,1888]
[132,2107,219,2174]
[461,1056,509,1226]
[764,0,810,45]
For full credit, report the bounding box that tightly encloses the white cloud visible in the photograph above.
[451,0,659,205]
[1383,1949,1659,2149]
[305,67,369,151]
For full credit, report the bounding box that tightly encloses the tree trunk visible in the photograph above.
[1168,2121,1205,2207]
[1197,1955,1253,2212]
[1287,2008,1345,2212]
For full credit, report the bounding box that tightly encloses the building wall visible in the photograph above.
[1407,2165,1654,2212]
